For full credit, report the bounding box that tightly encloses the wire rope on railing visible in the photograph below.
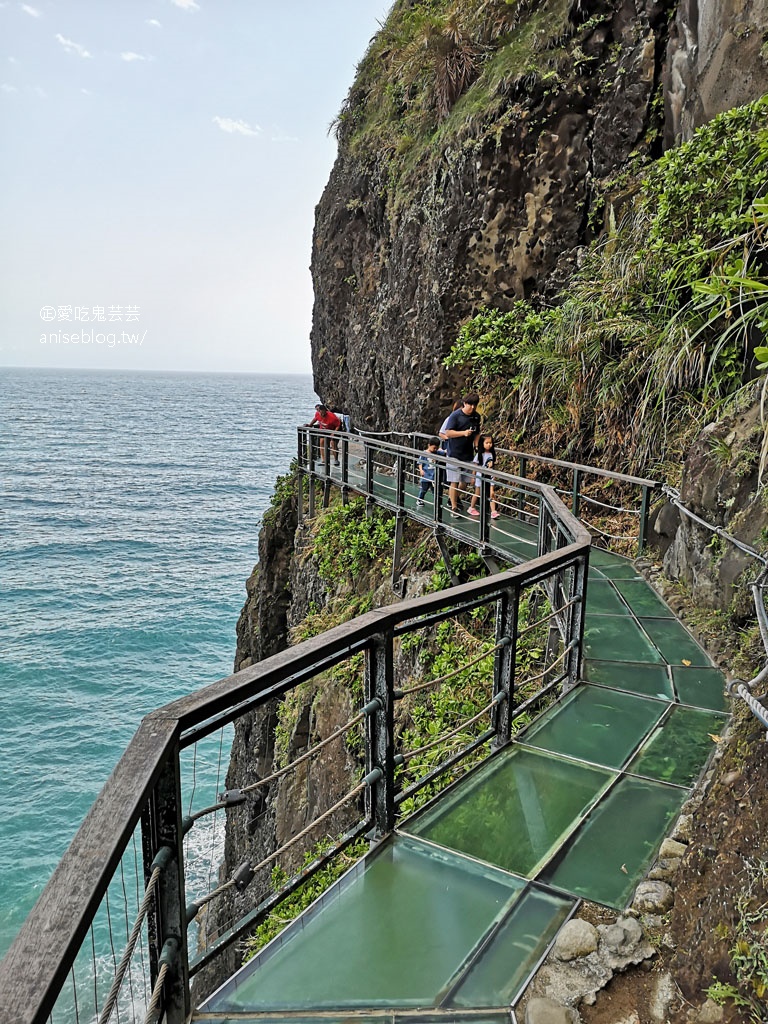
[118,860,137,1013]
[662,485,768,736]
[143,962,169,1024]
[238,709,370,796]
[517,596,580,638]
[187,779,370,920]
[575,492,642,516]
[588,523,636,543]
[516,640,576,688]
[662,485,768,566]
[97,850,170,1024]
[142,937,178,1024]
[70,967,80,1024]
[398,693,506,763]
[183,708,373,830]
[396,642,506,698]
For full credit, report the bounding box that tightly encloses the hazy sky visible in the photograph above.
[0,1,391,374]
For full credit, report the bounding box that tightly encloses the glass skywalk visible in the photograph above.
[200,546,728,1020]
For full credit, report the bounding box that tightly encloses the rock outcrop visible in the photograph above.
[654,390,768,618]
[664,0,768,147]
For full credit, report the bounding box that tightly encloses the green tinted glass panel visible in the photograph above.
[589,549,636,569]
[582,660,673,700]
[613,580,675,617]
[583,580,631,615]
[639,618,712,666]
[205,1019,392,1024]
[584,615,664,664]
[672,666,728,711]
[449,886,575,1007]
[628,706,727,785]
[588,553,642,579]
[540,777,686,907]
[522,686,665,768]
[205,836,522,1012]
[405,747,612,877]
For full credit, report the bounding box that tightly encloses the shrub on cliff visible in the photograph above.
[445,95,768,475]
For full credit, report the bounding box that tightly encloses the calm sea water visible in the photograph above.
[0,367,317,959]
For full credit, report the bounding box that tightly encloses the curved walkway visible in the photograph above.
[199,442,729,1021]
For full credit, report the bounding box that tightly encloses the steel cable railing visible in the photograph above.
[393,430,660,554]
[662,484,768,737]
[0,435,590,1024]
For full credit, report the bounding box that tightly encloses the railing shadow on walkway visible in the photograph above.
[0,447,590,1024]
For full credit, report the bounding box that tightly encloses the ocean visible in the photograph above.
[0,367,318,960]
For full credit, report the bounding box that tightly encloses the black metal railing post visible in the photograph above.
[638,485,651,555]
[296,429,305,526]
[538,499,551,558]
[365,632,395,836]
[141,750,189,1024]
[435,463,445,525]
[396,453,405,508]
[572,469,581,519]
[365,441,375,499]
[492,582,519,747]
[392,514,406,595]
[479,475,489,545]
[341,435,349,505]
[516,457,527,513]
[565,552,589,687]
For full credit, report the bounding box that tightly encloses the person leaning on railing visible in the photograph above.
[305,403,342,465]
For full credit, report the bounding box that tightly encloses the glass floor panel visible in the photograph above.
[672,666,729,711]
[588,552,643,580]
[539,776,687,907]
[613,579,676,617]
[628,705,728,786]
[588,549,635,568]
[449,885,575,1008]
[583,614,664,664]
[193,1016,514,1024]
[638,618,713,667]
[204,836,524,1012]
[582,660,673,701]
[195,1019,394,1024]
[521,685,666,769]
[404,747,612,877]
[583,580,632,615]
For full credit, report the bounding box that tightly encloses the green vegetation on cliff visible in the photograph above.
[335,0,588,178]
[445,96,768,475]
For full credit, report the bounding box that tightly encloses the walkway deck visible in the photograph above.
[198,456,727,1021]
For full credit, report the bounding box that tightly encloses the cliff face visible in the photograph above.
[310,0,768,433]
[665,0,768,146]
[204,0,768,1011]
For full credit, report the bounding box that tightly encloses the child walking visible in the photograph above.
[468,434,499,519]
[416,436,444,507]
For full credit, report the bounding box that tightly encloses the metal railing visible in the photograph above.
[662,484,768,737]
[341,429,660,556]
[0,470,590,1024]
[298,429,596,567]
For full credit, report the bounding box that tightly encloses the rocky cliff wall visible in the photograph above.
[654,388,768,626]
[665,0,768,146]
[310,0,768,434]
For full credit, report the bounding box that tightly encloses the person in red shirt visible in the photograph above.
[306,403,342,464]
